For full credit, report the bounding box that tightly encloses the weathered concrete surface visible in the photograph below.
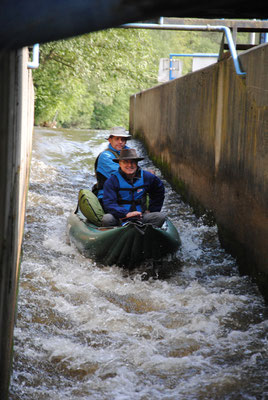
[0,48,34,398]
[130,43,268,299]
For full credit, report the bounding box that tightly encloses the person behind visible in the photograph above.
[102,148,166,227]
[94,127,131,203]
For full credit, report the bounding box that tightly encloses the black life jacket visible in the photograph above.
[93,147,119,192]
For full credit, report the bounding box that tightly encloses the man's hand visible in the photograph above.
[126,211,142,219]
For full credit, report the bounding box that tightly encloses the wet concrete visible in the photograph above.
[0,48,34,398]
[129,43,268,300]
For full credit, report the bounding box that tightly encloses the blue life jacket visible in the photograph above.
[114,170,147,213]
[94,144,129,200]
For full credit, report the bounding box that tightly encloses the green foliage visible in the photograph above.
[90,94,130,129]
[33,27,224,129]
[149,30,222,74]
[34,39,95,127]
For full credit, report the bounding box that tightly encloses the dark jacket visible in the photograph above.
[102,167,165,219]
[94,143,129,199]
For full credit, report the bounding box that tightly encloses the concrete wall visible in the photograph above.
[130,43,268,299]
[0,48,34,398]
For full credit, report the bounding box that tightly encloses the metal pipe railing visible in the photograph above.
[27,43,39,69]
[121,22,246,76]
[169,53,218,80]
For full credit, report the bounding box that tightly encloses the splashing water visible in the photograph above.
[10,128,268,400]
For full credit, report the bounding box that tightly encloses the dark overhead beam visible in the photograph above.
[0,0,267,49]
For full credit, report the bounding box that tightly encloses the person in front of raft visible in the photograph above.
[94,126,131,203]
[101,148,166,227]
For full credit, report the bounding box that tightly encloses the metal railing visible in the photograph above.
[122,22,246,76]
[169,53,219,80]
[27,43,39,69]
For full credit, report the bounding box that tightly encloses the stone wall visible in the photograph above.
[130,43,268,299]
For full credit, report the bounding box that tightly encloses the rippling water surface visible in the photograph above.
[10,127,268,399]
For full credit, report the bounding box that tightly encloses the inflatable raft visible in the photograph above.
[67,211,181,268]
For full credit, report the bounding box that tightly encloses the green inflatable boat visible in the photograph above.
[67,211,181,268]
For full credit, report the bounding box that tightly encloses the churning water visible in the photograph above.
[10,127,268,399]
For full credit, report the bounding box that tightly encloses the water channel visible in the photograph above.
[10,127,268,399]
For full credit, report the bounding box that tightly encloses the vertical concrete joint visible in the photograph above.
[215,66,224,175]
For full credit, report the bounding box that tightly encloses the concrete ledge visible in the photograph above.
[130,43,268,300]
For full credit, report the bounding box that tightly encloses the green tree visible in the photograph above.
[33,29,158,128]
[33,27,226,129]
